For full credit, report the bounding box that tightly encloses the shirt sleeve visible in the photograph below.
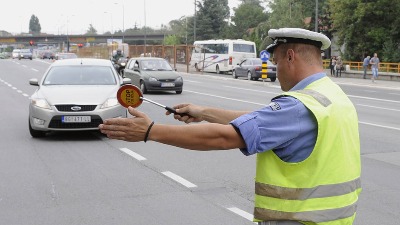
[230,96,306,156]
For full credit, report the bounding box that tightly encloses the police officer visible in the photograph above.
[99,28,361,225]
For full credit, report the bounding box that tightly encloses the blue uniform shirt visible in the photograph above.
[230,73,326,162]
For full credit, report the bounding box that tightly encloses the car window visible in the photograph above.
[141,59,173,71]
[43,66,117,85]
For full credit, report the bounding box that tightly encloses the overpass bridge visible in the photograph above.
[0,34,166,46]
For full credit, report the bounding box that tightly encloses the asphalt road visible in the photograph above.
[0,58,399,224]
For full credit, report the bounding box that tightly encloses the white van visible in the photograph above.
[12,49,21,59]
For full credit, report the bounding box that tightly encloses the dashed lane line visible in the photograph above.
[161,171,197,188]
[227,207,257,224]
[119,148,147,161]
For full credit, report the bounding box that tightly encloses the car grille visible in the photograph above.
[158,79,176,82]
[55,105,97,112]
[48,115,103,129]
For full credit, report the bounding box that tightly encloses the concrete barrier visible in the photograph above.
[342,68,400,82]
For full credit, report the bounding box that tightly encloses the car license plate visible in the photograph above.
[161,82,175,87]
[62,116,91,123]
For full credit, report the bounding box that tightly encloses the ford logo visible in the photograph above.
[71,106,82,111]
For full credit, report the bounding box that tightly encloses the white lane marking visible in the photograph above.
[17,90,23,93]
[224,85,280,95]
[31,68,39,72]
[357,104,400,112]
[161,171,197,188]
[359,121,400,131]
[184,80,202,83]
[119,148,147,161]
[364,90,377,93]
[227,207,256,223]
[12,87,17,90]
[22,65,27,68]
[185,90,265,106]
[23,93,29,97]
[347,94,400,104]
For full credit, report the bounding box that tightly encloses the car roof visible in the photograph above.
[130,57,166,61]
[51,58,112,67]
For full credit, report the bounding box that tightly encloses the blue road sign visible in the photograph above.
[260,50,270,62]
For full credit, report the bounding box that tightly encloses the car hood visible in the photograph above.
[142,70,180,79]
[36,85,119,105]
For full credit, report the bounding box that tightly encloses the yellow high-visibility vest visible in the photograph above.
[254,77,361,225]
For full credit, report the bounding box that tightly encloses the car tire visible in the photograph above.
[270,77,276,82]
[176,89,182,94]
[247,71,253,81]
[232,70,238,79]
[29,119,46,138]
[140,81,148,94]
[216,65,221,74]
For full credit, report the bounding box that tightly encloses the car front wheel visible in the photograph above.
[232,70,238,79]
[29,119,46,138]
[140,81,147,94]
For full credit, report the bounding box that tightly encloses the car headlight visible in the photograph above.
[101,97,119,109]
[120,63,126,66]
[31,98,51,110]
[149,77,158,82]
[176,76,183,82]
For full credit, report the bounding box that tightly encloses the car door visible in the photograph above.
[236,59,248,76]
[123,59,141,88]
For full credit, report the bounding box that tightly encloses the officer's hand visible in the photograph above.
[99,107,153,142]
[166,103,204,124]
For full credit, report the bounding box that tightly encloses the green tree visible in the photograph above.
[29,15,41,35]
[195,0,230,40]
[85,24,97,35]
[329,0,400,62]
[231,0,268,39]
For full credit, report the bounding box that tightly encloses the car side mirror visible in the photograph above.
[122,78,132,85]
[29,78,39,86]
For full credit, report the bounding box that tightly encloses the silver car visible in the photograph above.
[28,58,129,137]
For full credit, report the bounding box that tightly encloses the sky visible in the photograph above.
[1,0,240,35]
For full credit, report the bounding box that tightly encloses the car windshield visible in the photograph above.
[43,66,117,85]
[141,59,173,71]
[21,49,31,53]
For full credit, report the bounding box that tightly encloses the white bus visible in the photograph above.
[190,39,257,74]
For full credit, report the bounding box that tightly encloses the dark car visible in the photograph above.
[123,57,183,94]
[41,51,55,60]
[232,58,276,82]
[18,49,33,60]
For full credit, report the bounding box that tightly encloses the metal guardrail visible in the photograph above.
[323,60,400,74]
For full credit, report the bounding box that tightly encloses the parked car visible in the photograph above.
[123,57,183,94]
[28,58,129,137]
[55,53,78,60]
[18,49,33,60]
[12,49,20,59]
[232,58,277,82]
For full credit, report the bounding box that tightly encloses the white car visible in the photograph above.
[28,58,129,137]
[12,49,20,59]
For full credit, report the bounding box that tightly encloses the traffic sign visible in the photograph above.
[260,50,270,62]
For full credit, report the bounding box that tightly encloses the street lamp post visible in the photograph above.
[315,0,318,32]
[114,2,125,43]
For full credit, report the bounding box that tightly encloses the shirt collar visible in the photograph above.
[290,72,326,91]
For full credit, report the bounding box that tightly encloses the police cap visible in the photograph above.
[265,28,331,54]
